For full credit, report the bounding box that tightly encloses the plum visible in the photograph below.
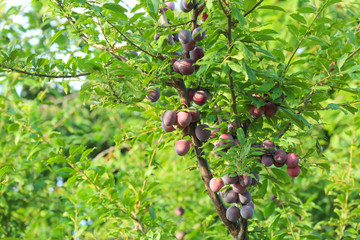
[239,174,252,187]
[249,105,264,119]
[188,106,200,122]
[262,140,275,149]
[226,205,241,222]
[264,102,278,117]
[247,201,255,209]
[274,150,287,163]
[163,1,175,11]
[175,140,190,156]
[176,232,185,240]
[190,46,205,62]
[209,177,224,192]
[187,88,195,102]
[273,161,285,168]
[182,39,196,51]
[182,0,197,11]
[286,153,299,168]
[162,110,177,126]
[146,87,160,102]
[193,90,208,106]
[240,205,254,219]
[154,33,160,41]
[210,125,220,138]
[192,28,205,42]
[231,182,246,194]
[173,60,181,73]
[239,190,252,204]
[179,29,192,44]
[287,165,300,177]
[177,111,192,127]
[228,121,236,133]
[172,33,179,42]
[195,124,211,141]
[176,206,185,216]
[162,123,175,132]
[261,155,273,167]
[250,171,259,185]
[224,189,239,203]
[178,58,195,75]
[222,173,239,184]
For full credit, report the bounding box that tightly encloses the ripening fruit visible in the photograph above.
[189,46,205,62]
[181,0,197,11]
[249,105,265,119]
[250,171,259,185]
[188,107,200,122]
[178,59,195,75]
[226,205,241,222]
[239,174,252,187]
[146,87,160,102]
[264,102,278,117]
[177,111,192,127]
[222,173,239,184]
[195,124,211,141]
[172,33,179,42]
[187,88,195,102]
[162,110,177,126]
[224,189,239,203]
[192,28,205,42]
[274,150,287,163]
[176,206,185,216]
[162,123,175,132]
[231,182,246,194]
[209,177,224,192]
[261,155,273,167]
[201,11,208,21]
[163,1,175,11]
[247,201,255,209]
[262,140,275,149]
[273,161,285,168]
[179,30,192,44]
[239,190,252,204]
[286,153,299,168]
[287,165,301,177]
[173,60,181,73]
[182,39,196,51]
[240,205,254,219]
[175,140,191,156]
[193,90,208,106]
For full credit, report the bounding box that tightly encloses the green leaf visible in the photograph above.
[337,53,349,70]
[290,13,307,24]
[264,200,277,218]
[297,7,316,13]
[103,3,127,13]
[0,166,12,178]
[258,5,285,12]
[50,29,65,45]
[228,62,242,73]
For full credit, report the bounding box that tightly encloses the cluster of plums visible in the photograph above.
[249,93,286,119]
[209,171,259,222]
[254,140,301,178]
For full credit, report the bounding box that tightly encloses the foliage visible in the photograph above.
[0,0,359,239]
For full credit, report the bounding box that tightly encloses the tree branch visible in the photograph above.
[243,0,264,17]
[0,64,91,78]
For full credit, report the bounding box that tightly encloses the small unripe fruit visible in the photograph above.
[286,153,299,168]
[274,150,287,163]
[222,173,239,184]
[226,205,241,222]
[177,111,192,127]
[239,174,252,187]
[162,110,177,126]
[188,106,200,122]
[146,87,160,102]
[224,189,239,203]
[175,140,191,156]
[179,30,191,44]
[195,124,211,141]
[190,46,205,62]
[162,123,175,132]
[261,155,273,167]
[287,165,300,177]
[239,190,252,204]
[264,102,278,117]
[176,206,185,216]
[192,28,205,42]
[209,177,225,192]
[193,90,208,106]
[240,205,254,219]
[249,105,265,119]
[231,182,246,194]
[178,58,195,75]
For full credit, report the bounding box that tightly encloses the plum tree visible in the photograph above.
[176,111,192,127]
[240,205,254,220]
[195,124,211,141]
[175,140,191,156]
[286,153,299,168]
[226,206,241,222]
[209,177,225,192]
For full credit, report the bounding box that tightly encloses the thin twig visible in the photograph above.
[0,65,91,78]
[244,0,264,17]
